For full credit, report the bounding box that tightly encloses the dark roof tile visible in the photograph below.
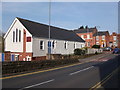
[17,17,85,42]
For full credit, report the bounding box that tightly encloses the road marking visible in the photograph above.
[1,61,92,80]
[69,66,94,76]
[19,79,54,90]
[1,54,115,80]
[89,66,120,90]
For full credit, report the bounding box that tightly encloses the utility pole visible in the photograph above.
[48,0,51,60]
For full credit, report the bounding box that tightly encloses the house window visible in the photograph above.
[52,41,56,49]
[74,43,76,49]
[13,31,15,42]
[27,37,31,42]
[96,36,99,41]
[96,42,99,45]
[88,42,90,47]
[40,41,44,50]
[19,30,21,42]
[102,35,105,40]
[113,36,117,41]
[64,41,68,49]
[16,29,18,42]
[87,34,90,39]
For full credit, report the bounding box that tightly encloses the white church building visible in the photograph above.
[4,17,85,61]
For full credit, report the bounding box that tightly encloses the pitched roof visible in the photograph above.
[17,17,85,42]
[93,31,109,36]
[73,28,96,33]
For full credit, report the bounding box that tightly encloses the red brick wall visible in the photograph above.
[117,34,120,48]
[11,52,33,61]
[77,32,95,47]
[32,56,46,60]
[4,51,11,61]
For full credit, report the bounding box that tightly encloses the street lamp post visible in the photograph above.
[48,0,51,60]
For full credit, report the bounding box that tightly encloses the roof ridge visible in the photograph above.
[17,17,71,32]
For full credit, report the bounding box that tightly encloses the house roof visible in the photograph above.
[17,17,85,42]
[73,28,96,33]
[93,31,109,36]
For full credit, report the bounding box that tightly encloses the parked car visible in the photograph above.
[103,47,112,51]
[112,47,120,54]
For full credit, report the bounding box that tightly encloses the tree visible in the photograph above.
[79,26,84,29]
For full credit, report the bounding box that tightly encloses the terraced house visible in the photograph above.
[73,26,98,47]
[4,17,85,61]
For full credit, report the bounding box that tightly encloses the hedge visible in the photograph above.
[2,59,79,75]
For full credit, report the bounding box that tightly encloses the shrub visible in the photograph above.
[92,45,100,48]
[2,59,79,75]
[74,48,85,55]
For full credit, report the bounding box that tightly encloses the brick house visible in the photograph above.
[109,32,119,48]
[93,31,110,47]
[4,17,85,61]
[73,26,97,47]
[117,34,120,48]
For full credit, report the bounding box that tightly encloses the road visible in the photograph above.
[2,53,120,89]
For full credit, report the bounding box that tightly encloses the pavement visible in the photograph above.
[2,52,120,89]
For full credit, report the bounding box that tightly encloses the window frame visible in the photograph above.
[102,35,105,40]
[96,36,99,41]
[16,29,18,42]
[40,41,44,50]
[19,30,21,42]
[113,36,117,41]
[13,31,15,42]
[64,41,68,49]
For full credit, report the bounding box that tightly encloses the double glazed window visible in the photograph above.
[96,36,99,41]
[113,36,117,41]
[102,35,105,40]
[74,43,76,49]
[40,41,44,50]
[64,41,68,49]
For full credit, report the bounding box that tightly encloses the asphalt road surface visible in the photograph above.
[2,53,120,89]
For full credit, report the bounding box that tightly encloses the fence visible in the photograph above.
[87,48,103,54]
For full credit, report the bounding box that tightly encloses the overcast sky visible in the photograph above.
[1,2,118,34]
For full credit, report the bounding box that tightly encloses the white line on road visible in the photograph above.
[19,79,55,90]
[69,66,94,76]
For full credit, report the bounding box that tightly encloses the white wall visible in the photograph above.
[32,37,85,57]
[4,18,32,53]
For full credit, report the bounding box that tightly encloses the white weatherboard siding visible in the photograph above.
[4,18,32,53]
[32,37,85,57]
[32,38,48,57]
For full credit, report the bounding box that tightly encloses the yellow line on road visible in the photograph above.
[89,66,120,90]
[1,60,92,80]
